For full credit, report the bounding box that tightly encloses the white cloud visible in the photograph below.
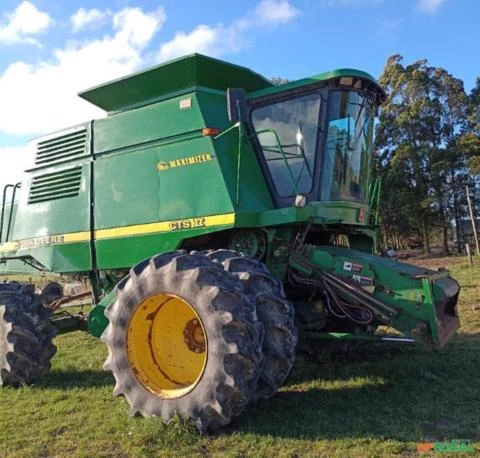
[255,0,300,25]
[0,1,52,45]
[0,0,299,188]
[157,0,299,62]
[0,6,166,136]
[0,143,35,191]
[159,25,221,61]
[320,0,383,6]
[416,0,447,13]
[158,23,243,61]
[113,7,165,48]
[70,8,110,33]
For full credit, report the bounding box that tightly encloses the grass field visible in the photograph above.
[1,257,479,457]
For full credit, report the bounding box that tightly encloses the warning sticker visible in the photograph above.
[352,274,374,286]
[179,98,192,109]
[343,261,363,273]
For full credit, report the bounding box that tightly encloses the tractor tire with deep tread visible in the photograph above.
[0,281,21,292]
[101,251,264,432]
[0,290,57,386]
[204,249,298,402]
[42,282,63,300]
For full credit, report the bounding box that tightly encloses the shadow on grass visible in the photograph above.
[37,369,114,389]
[229,335,480,443]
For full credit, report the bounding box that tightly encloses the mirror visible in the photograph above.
[226,88,247,123]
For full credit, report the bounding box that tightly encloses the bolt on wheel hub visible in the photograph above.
[183,318,206,353]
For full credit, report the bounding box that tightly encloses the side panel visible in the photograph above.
[4,125,93,272]
[93,93,206,155]
[93,94,235,269]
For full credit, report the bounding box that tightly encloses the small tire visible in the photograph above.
[204,250,298,402]
[0,290,57,386]
[0,281,21,292]
[42,282,63,299]
[101,251,263,432]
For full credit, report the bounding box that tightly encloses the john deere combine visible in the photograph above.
[0,54,460,431]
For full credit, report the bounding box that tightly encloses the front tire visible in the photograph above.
[101,251,263,432]
[204,250,298,402]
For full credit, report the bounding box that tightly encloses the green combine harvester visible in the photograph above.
[0,54,460,431]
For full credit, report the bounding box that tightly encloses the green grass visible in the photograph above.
[1,259,480,457]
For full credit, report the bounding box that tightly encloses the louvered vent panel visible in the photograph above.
[28,167,82,204]
[35,128,87,166]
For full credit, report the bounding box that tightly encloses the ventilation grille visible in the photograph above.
[28,167,82,204]
[35,128,87,166]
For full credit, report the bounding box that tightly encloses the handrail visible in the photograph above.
[214,123,313,203]
[249,128,299,195]
[367,176,381,226]
[375,176,382,226]
[6,183,21,242]
[213,121,244,205]
[0,182,21,243]
[0,184,13,243]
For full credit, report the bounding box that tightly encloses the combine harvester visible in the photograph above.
[0,54,460,431]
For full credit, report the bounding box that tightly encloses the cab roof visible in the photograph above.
[78,53,272,113]
[78,54,385,113]
[247,68,386,102]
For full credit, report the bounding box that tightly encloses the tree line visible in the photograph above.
[375,54,480,254]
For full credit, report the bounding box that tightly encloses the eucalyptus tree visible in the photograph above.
[375,55,472,253]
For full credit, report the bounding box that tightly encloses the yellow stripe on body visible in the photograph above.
[63,232,91,243]
[0,213,235,251]
[203,213,235,227]
[96,220,175,240]
[95,213,235,240]
[0,241,19,254]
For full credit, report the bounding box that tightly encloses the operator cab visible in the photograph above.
[247,72,385,209]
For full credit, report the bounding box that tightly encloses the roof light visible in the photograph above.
[339,76,354,86]
[295,194,307,207]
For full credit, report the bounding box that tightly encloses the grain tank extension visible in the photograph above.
[0,54,460,431]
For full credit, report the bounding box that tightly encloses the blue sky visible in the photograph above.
[0,0,478,188]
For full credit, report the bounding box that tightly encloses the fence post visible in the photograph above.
[466,243,473,266]
[466,186,480,256]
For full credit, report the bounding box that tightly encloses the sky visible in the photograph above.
[0,0,478,190]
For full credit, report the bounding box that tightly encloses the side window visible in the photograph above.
[251,94,321,197]
[320,90,374,203]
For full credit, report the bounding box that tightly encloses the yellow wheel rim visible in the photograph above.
[126,293,207,399]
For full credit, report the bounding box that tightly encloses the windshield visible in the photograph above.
[320,90,374,203]
[251,94,321,197]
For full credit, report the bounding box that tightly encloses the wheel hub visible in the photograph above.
[126,293,208,399]
[183,318,206,353]
[229,230,267,260]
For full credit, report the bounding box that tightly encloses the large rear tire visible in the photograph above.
[101,251,263,432]
[204,250,298,402]
[0,290,57,386]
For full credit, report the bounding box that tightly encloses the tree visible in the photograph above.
[376,56,438,253]
[465,77,480,174]
[270,76,289,86]
[375,55,473,253]
[429,67,470,252]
